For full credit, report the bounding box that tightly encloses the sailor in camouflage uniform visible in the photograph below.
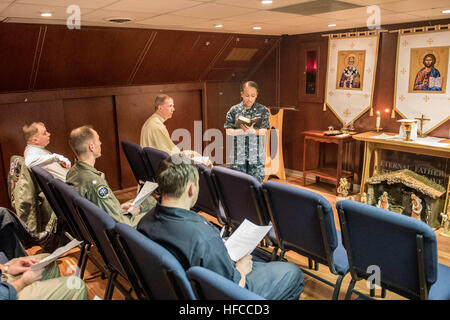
[66,126,156,228]
[224,81,269,183]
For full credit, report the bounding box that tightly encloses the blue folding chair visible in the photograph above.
[337,200,450,300]
[110,222,195,300]
[49,179,105,280]
[262,181,349,299]
[142,147,170,177]
[31,166,78,242]
[73,196,133,300]
[211,166,277,260]
[0,252,8,264]
[121,141,153,187]
[187,266,265,300]
[192,164,228,229]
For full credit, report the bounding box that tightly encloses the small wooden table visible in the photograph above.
[302,130,356,193]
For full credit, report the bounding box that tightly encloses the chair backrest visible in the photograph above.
[0,252,8,264]
[336,200,438,300]
[73,196,125,276]
[211,166,269,229]
[187,266,265,300]
[262,180,339,267]
[142,147,169,177]
[193,164,227,225]
[121,141,153,184]
[31,166,77,238]
[49,179,92,245]
[113,223,195,300]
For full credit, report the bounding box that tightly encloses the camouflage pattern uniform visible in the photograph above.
[8,156,57,234]
[66,161,156,228]
[224,102,269,183]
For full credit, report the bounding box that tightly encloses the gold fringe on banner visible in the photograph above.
[323,103,327,111]
[369,106,373,116]
[391,108,396,118]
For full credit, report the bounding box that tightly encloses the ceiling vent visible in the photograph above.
[106,17,133,24]
[269,0,362,16]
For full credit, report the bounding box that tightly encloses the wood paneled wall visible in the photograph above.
[0,83,205,208]
[0,22,280,207]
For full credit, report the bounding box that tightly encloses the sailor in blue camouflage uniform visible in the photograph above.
[224,81,269,183]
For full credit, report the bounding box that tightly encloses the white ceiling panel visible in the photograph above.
[137,13,209,26]
[0,0,448,35]
[405,7,450,18]
[1,3,93,19]
[378,0,450,13]
[16,0,118,9]
[213,0,313,10]
[82,9,157,23]
[0,2,11,11]
[103,0,201,14]
[173,3,255,19]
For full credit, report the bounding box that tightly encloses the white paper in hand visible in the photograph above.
[224,219,272,262]
[132,181,158,206]
[31,239,83,271]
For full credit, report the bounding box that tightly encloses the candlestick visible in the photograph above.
[376,111,381,131]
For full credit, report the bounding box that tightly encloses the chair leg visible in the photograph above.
[278,250,285,261]
[370,287,375,297]
[345,279,356,300]
[104,271,117,300]
[332,275,345,300]
[308,258,313,269]
[76,244,86,271]
[78,244,90,279]
[271,247,279,261]
[381,287,387,298]
[314,260,319,271]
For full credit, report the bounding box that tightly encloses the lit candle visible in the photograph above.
[376,111,380,129]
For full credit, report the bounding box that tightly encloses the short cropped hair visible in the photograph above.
[22,122,44,143]
[241,81,259,93]
[156,156,199,198]
[68,125,94,157]
[154,94,172,111]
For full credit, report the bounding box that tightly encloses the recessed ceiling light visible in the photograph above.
[214,24,223,28]
[40,12,52,17]
[442,9,450,14]
[253,26,262,30]
[328,24,337,27]
[261,0,273,4]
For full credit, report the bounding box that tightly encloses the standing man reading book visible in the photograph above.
[137,156,304,300]
[67,125,157,228]
[224,81,269,182]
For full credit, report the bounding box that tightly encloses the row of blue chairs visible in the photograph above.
[123,141,450,300]
[31,165,261,300]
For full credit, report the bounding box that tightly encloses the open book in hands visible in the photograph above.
[132,181,159,206]
[235,115,263,129]
[224,219,272,262]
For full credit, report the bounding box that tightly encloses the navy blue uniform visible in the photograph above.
[138,204,304,300]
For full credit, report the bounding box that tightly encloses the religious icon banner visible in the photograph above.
[394,29,450,134]
[324,34,380,125]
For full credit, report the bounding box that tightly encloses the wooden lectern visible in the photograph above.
[263,107,297,181]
